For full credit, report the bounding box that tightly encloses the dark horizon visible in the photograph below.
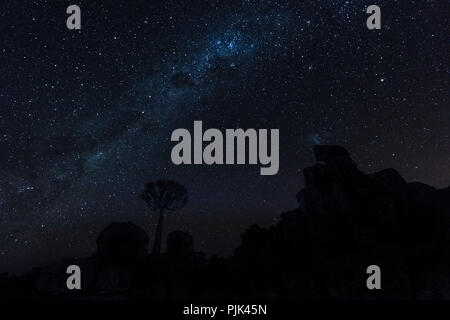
[3,143,450,276]
[2,144,450,300]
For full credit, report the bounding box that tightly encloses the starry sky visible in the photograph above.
[0,0,449,274]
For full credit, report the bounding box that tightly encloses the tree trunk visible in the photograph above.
[152,207,164,255]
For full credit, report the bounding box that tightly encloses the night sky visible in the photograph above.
[0,0,448,274]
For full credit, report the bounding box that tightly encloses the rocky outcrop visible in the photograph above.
[232,145,450,299]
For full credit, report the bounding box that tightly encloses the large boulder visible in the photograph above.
[96,222,149,265]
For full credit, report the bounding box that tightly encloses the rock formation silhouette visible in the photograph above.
[2,145,450,299]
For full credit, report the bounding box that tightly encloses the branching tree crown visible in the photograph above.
[141,179,188,211]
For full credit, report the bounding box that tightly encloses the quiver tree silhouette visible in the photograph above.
[141,179,188,255]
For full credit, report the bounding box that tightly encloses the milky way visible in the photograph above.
[0,0,449,273]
